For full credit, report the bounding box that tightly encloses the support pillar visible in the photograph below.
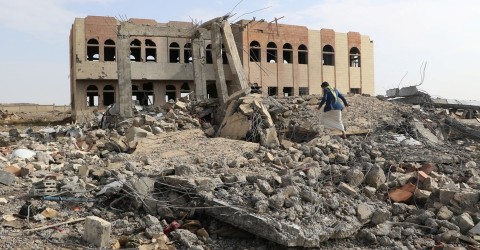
[192,37,207,101]
[221,21,248,91]
[116,24,133,118]
[212,22,229,105]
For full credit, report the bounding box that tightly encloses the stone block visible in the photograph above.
[0,171,16,185]
[84,216,111,248]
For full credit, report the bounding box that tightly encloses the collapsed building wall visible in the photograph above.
[70,16,375,122]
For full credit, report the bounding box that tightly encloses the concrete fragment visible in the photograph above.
[357,204,375,223]
[143,215,160,227]
[175,164,195,176]
[453,213,474,233]
[0,171,16,185]
[346,169,364,187]
[437,206,454,220]
[11,148,36,159]
[257,179,274,195]
[171,229,199,249]
[126,126,153,143]
[371,209,391,225]
[364,165,386,188]
[468,222,480,236]
[84,216,111,248]
[338,182,357,196]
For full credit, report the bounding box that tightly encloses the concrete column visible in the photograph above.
[221,21,248,91]
[117,24,133,118]
[212,22,228,105]
[192,37,207,101]
[153,82,164,107]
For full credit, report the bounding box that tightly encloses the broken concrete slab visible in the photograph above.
[84,216,111,248]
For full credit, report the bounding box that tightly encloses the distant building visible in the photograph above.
[70,16,374,120]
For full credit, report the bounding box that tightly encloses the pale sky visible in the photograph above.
[0,0,479,105]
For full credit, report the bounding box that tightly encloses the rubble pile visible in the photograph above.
[0,94,480,249]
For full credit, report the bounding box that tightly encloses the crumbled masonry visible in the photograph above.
[0,94,479,249]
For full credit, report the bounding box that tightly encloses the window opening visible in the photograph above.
[267,87,277,96]
[206,81,218,99]
[283,43,292,64]
[299,87,309,96]
[349,47,361,67]
[180,82,191,99]
[130,39,141,62]
[141,82,154,105]
[283,87,293,97]
[145,39,156,62]
[206,44,213,64]
[350,88,361,94]
[169,42,180,63]
[86,85,98,106]
[221,44,228,64]
[267,42,277,63]
[104,39,116,61]
[298,44,308,64]
[165,84,176,102]
[249,41,261,62]
[322,45,334,66]
[87,39,99,61]
[184,43,192,63]
[103,85,115,106]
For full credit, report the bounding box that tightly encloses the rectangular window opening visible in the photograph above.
[298,52,308,64]
[350,88,361,94]
[299,87,309,96]
[283,87,293,97]
[267,87,277,96]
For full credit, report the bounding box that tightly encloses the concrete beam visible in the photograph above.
[118,22,211,40]
[221,21,249,91]
[117,25,133,118]
[192,38,207,101]
[211,22,229,105]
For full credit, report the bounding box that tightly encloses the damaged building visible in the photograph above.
[70,16,374,120]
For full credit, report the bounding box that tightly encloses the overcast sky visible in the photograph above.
[0,0,478,104]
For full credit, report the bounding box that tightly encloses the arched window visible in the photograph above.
[283,43,293,64]
[349,47,361,67]
[205,44,213,64]
[184,43,192,63]
[266,42,277,63]
[145,39,156,62]
[130,39,141,62]
[169,42,180,63]
[322,45,334,66]
[221,44,228,64]
[298,44,308,64]
[142,82,154,106]
[249,41,261,62]
[104,39,116,61]
[103,85,115,106]
[165,84,176,102]
[180,82,191,99]
[86,85,98,107]
[87,39,99,61]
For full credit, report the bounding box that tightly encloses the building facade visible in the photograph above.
[70,16,374,119]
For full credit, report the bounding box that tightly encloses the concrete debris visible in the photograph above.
[1,94,480,249]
